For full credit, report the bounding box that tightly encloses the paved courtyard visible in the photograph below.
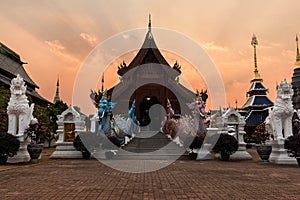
[0,149,299,200]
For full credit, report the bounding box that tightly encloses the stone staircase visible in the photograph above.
[114,131,188,160]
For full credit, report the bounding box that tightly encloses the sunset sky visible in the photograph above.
[1,0,300,114]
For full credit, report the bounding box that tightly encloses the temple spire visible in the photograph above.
[148,13,151,31]
[53,75,60,103]
[295,34,300,68]
[101,72,104,92]
[251,34,262,82]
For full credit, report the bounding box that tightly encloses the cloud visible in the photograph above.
[45,40,65,51]
[202,42,228,52]
[45,40,79,63]
[80,33,98,47]
[260,42,281,49]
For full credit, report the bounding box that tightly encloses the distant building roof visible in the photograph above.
[245,109,269,126]
[242,95,273,110]
[248,82,268,93]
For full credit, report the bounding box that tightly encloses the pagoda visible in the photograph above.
[242,34,273,137]
[291,35,300,109]
[106,15,196,126]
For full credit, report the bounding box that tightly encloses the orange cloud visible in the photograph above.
[202,42,228,52]
[79,33,98,47]
[45,40,79,63]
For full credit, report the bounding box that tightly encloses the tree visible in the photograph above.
[0,85,10,133]
[43,101,68,147]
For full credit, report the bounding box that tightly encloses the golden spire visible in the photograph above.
[295,34,300,68]
[251,34,263,82]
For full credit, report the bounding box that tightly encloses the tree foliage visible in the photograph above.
[0,86,10,133]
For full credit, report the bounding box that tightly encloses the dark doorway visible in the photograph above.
[139,96,160,126]
[129,83,181,126]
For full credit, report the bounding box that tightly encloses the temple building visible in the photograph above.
[0,42,50,106]
[106,16,196,126]
[0,42,51,133]
[242,35,273,138]
[291,35,300,109]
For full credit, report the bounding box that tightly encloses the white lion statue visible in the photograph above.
[265,79,294,140]
[7,74,35,137]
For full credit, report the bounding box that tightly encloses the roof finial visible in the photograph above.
[53,74,61,103]
[148,13,151,31]
[56,74,59,87]
[101,72,104,92]
[296,34,300,60]
[294,34,300,68]
[251,34,262,82]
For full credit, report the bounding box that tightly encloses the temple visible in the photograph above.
[242,34,273,137]
[291,35,300,109]
[0,42,49,106]
[106,15,196,126]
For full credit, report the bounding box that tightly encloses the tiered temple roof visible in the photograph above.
[106,15,195,122]
[291,35,300,109]
[117,14,181,77]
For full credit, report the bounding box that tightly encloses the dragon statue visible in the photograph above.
[97,91,131,147]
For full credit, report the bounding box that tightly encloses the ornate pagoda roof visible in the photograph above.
[292,35,300,109]
[242,35,273,110]
[117,15,180,77]
[246,81,268,96]
[242,95,273,110]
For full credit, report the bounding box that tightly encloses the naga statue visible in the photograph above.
[7,74,35,138]
[162,98,179,139]
[162,90,210,149]
[97,91,131,147]
[126,100,140,136]
[90,89,140,140]
[187,90,210,139]
[265,79,294,140]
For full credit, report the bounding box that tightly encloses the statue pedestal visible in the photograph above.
[50,142,82,159]
[7,139,30,163]
[196,144,213,160]
[231,143,252,160]
[196,128,219,160]
[269,140,297,165]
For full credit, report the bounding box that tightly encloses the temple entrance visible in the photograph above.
[139,96,160,126]
[129,83,181,128]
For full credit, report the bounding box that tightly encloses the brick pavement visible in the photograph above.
[0,149,299,200]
